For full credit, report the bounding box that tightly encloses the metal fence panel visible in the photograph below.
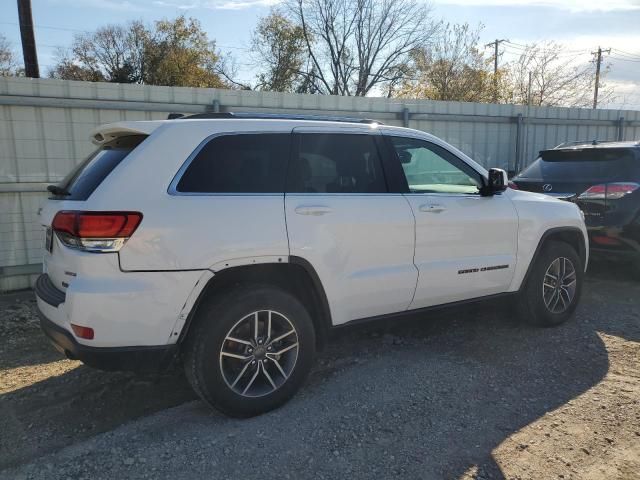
[1,76,639,290]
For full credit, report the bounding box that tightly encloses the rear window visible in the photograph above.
[175,134,290,193]
[52,135,147,201]
[519,148,637,181]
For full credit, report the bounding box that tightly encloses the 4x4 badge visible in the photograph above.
[543,184,553,192]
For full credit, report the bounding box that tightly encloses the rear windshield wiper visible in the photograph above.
[47,184,71,196]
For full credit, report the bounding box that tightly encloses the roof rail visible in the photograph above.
[168,111,383,125]
[554,139,619,148]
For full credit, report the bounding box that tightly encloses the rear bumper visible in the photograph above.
[35,274,178,372]
[586,225,640,260]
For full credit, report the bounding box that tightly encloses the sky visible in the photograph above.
[1,0,639,110]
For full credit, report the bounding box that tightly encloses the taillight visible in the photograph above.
[579,183,639,200]
[52,211,142,252]
[508,181,519,190]
[603,182,639,199]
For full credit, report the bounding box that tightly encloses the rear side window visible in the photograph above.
[287,134,387,193]
[519,148,638,181]
[176,134,290,193]
[53,135,147,201]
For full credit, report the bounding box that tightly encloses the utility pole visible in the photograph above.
[527,71,533,106]
[486,39,507,102]
[17,0,39,78]
[591,46,610,109]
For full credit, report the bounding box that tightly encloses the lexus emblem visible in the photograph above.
[543,184,553,192]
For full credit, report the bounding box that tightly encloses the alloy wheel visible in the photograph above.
[219,310,299,398]
[542,256,577,314]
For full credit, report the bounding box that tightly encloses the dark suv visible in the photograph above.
[511,141,640,275]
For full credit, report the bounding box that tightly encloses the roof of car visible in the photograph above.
[555,140,640,150]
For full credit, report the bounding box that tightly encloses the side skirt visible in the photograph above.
[331,292,518,332]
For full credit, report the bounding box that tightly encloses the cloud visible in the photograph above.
[153,0,279,9]
[48,0,148,11]
[435,0,640,13]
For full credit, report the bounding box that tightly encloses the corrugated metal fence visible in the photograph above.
[1,76,640,291]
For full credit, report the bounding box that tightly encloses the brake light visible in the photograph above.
[52,211,142,252]
[508,181,519,190]
[604,182,639,199]
[579,183,639,200]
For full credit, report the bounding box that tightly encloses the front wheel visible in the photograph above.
[517,241,584,327]
[183,285,316,417]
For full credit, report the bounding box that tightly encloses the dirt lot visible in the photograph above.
[1,260,639,479]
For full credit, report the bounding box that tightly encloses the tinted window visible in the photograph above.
[288,134,386,193]
[176,134,290,193]
[390,137,481,194]
[53,135,146,201]
[519,148,638,181]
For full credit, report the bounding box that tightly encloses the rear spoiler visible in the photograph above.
[90,121,164,145]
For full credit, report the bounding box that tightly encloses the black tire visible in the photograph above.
[183,284,316,417]
[517,240,583,327]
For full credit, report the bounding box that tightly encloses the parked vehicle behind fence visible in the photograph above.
[35,113,588,417]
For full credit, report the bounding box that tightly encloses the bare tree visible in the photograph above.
[285,0,439,96]
[398,23,494,102]
[503,42,614,108]
[0,34,18,76]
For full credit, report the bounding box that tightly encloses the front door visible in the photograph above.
[387,135,519,309]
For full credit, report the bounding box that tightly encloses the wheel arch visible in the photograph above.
[520,226,587,290]
[177,258,332,350]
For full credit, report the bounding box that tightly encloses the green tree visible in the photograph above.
[252,11,307,92]
[50,16,228,88]
[145,16,226,88]
[398,23,495,102]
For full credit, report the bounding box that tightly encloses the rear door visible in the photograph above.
[284,127,417,326]
[386,135,519,309]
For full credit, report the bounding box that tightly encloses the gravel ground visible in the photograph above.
[1,260,639,479]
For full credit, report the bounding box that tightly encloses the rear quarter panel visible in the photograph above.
[87,120,292,271]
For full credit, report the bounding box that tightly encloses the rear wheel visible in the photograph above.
[183,285,316,417]
[517,241,583,327]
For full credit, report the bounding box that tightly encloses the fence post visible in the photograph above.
[617,116,625,141]
[514,113,524,174]
[402,107,410,127]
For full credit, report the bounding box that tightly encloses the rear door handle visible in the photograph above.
[294,205,333,216]
[419,203,446,213]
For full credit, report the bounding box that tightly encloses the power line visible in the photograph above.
[611,48,640,59]
[610,56,640,63]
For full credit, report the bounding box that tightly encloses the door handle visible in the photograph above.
[419,203,446,213]
[294,205,333,216]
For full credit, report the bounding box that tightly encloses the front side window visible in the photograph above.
[176,133,290,193]
[287,133,387,193]
[390,137,482,195]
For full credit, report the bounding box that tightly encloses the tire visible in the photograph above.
[517,240,583,327]
[183,284,316,417]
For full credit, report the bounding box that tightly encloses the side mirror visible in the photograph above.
[481,168,508,196]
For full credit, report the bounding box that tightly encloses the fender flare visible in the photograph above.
[519,226,587,291]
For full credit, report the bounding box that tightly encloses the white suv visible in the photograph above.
[36,113,588,417]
